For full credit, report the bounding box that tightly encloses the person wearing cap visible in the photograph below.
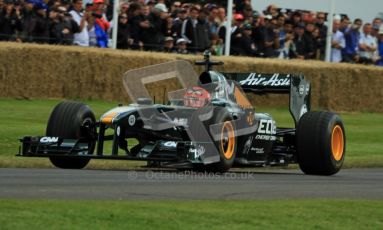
[217,12,244,54]
[48,6,77,45]
[69,0,89,46]
[358,23,378,64]
[154,3,167,14]
[91,0,110,48]
[291,22,313,60]
[171,8,187,39]
[0,0,23,41]
[28,1,49,43]
[253,14,278,58]
[91,0,110,32]
[81,1,107,48]
[163,36,176,53]
[136,4,164,51]
[48,6,64,44]
[238,23,258,57]
[153,2,169,49]
[176,37,188,54]
[58,6,80,45]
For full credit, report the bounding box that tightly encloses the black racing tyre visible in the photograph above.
[206,109,237,173]
[297,111,346,175]
[46,101,96,169]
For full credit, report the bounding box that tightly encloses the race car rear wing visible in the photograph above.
[222,72,311,126]
[223,73,291,94]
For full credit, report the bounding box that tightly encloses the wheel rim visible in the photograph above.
[221,121,235,160]
[331,125,344,161]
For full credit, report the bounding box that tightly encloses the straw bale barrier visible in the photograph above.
[0,42,382,112]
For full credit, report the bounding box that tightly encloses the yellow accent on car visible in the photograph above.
[101,112,118,124]
[221,121,235,160]
[234,87,253,109]
[331,125,344,161]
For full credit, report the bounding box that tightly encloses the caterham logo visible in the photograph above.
[240,73,290,87]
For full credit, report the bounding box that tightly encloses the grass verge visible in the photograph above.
[0,98,382,168]
[0,200,382,230]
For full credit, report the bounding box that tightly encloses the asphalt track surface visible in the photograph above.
[1,168,382,200]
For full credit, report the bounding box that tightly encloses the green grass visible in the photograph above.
[0,200,382,230]
[0,98,382,168]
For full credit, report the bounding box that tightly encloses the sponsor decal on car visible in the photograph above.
[40,137,59,143]
[257,119,276,135]
[116,126,121,136]
[240,73,290,87]
[299,104,308,118]
[299,85,305,95]
[164,141,177,148]
[189,145,206,159]
[255,135,277,141]
[241,136,254,155]
[128,115,136,126]
[255,119,277,141]
[250,147,265,154]
[173,118,188,126]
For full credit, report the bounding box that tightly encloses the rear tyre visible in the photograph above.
[46,101,96,169]
[297,111,346,175]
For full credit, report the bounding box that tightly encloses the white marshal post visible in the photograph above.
[224,0,233,56]
[111,0,120,49]
[325,0,335,62]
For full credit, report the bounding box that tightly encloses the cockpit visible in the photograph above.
[183,71,229,108]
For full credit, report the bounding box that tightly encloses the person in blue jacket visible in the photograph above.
[376,26,383,66]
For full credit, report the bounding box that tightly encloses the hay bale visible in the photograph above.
[0,42,382,112]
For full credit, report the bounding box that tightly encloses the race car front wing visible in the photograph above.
[18,136,213,164]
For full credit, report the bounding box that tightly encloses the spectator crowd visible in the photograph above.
[1,0,383,66]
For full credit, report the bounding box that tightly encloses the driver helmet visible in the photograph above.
[183,86,211,108]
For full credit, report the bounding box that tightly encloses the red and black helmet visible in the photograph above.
[183,87,211,108]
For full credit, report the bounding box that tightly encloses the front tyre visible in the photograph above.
[46,101,96,169]
[208,109,237,173]
[297,111,346,175]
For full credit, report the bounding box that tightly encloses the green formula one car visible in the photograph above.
[19,52,346,175]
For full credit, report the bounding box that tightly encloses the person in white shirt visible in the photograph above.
[69,0,89,46]
[331,19,346,63]
[359,23,378,64]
